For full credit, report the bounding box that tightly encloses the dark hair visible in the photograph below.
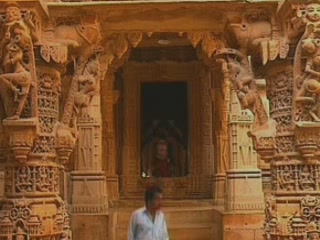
[145,185,162,205]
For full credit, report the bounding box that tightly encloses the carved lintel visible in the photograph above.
[294,122,320,160]
[3,118,38,163]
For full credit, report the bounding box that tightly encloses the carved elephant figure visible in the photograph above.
[227,21,271,52]
[54,22,102,52]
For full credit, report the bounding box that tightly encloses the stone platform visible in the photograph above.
[93,200,265,240]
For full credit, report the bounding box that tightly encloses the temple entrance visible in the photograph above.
[118,35,213,199]
[140,82,189,178]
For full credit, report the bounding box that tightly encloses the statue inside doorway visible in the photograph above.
[141,120,187,178]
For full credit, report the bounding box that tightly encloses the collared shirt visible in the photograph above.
[128,207,169,240]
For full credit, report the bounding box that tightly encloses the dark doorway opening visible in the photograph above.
[140,82,188,178]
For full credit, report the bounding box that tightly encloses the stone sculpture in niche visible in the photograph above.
[141,120,187,178]
[0,2,36,120]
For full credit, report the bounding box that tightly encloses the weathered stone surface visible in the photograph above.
[0,0,317,240]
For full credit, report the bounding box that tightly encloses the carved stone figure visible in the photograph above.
[216,48,277,161]
[216,48,268,127]
[0,2,36,120]
[51,15,102,165]
[74,53,100,110]
[307,222,320,240]
[141,120,187,178]
[1,2,36,41]
[227,9,271,54]
[15,226,27,240]
[294,0,320,121]
[54,16,101,56]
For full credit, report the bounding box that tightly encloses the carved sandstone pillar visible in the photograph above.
[0,62,70,239]
[200,67,214,193]
[101,65,120,206]
[0,2,72,239]
[256,79,272,195]
[212,61,230,208]
[262,60,310,240]
[70,99,108,214]
[226,82,264,212]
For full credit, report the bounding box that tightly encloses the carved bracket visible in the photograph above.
[248,119,277,162]
[54,123,77,165]
[102,32,143,72]
[183,32,225,59]
[3,118,38,163]
[294,122,320,160]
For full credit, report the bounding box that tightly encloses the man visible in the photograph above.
[128,185,169,240]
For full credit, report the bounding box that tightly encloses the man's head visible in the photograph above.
[145,185,163,211]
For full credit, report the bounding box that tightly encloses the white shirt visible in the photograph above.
[128,207,169,240]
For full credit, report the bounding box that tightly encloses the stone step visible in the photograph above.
[116,223,215,240]
[116,207,216,226]
[114,201,218,240]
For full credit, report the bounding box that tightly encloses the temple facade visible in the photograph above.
[0,0,319,239]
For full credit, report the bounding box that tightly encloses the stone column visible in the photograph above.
[225,84,265,212]
[256,79,272,195]
[0,62,70,239]
[262,57,316,239]
[101,66,120,206]
[70,99,108,214]
[212,61,230,208]
[0,2,72,239]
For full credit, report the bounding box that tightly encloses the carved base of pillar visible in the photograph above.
[71,171,108,214]
[225,169,264,212]
[0,196,70,239]
[106,175,119,207]
[213,173,226,208]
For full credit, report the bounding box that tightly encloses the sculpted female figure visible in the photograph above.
[0,24,33,120]
[0,2,36,120]
[294,0,320,121]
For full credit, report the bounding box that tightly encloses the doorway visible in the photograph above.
[140,82,189,178]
